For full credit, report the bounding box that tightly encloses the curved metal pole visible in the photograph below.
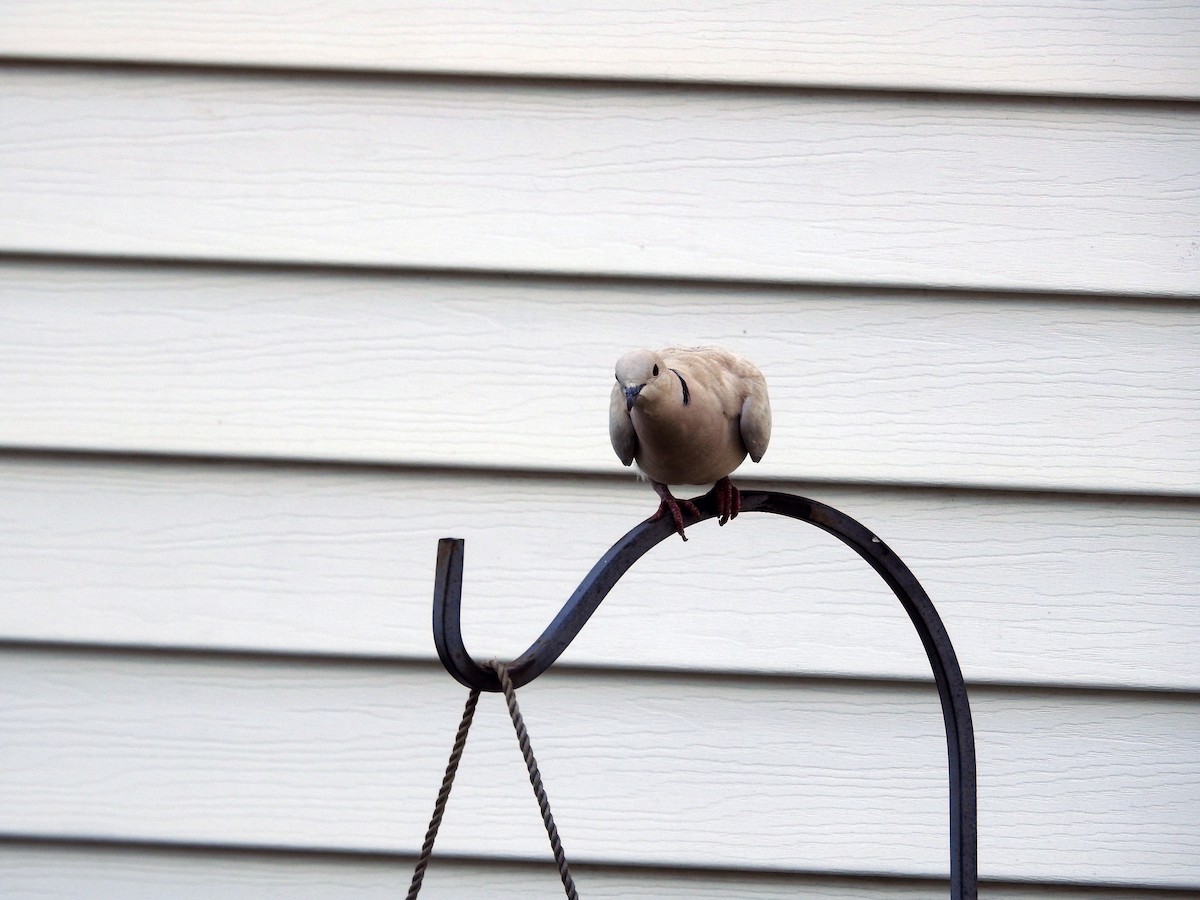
[431,489,977,899]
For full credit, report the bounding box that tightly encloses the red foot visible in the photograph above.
[648,481,701,541]
[709,477,741,526]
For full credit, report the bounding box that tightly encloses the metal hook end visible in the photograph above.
[432,537,501,691]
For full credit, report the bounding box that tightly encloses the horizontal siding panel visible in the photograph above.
[2,68,1198,296]
[0,648,1197,886]
[2,2,1198,100]
[2,454,1198,692]
[3,262,1198,495]
[5,843,1199,900]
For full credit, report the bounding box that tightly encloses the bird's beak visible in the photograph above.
[624,384,643,412]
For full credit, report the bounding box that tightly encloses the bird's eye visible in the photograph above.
[652,365,659,376]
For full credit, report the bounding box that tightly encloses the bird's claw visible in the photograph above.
[646,479,743,540]
[648,482,700,541]
[709,477,741,526]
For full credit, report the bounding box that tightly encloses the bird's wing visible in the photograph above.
[609,380,638,466]
[739,375,772,462]
[738,364,772,463]
[665,346,771,464]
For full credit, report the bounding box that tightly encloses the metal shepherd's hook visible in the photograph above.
[431,489,977,899]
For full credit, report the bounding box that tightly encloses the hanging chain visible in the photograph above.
[406,660,579,899]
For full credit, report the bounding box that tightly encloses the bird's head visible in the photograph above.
[614,349,670,412]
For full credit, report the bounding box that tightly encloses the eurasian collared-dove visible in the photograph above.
[609,346,771,540]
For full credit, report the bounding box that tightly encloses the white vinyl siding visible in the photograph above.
[2,647,1197,885]
[3,1,1198,99]
[1,3,1197,897]
[1,261,1196,495]
[2,69,1196,296]
[1,455,1197,692]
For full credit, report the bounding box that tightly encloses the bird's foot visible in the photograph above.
[648,481,701,541]
[708,477,741,526]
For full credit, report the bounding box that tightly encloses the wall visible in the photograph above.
[1,3,1198,897]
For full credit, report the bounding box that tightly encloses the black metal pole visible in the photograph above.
[431,489,977,898]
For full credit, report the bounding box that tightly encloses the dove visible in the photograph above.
[609,346,771,540]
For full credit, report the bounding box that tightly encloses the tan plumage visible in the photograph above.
[610,346,771,539]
